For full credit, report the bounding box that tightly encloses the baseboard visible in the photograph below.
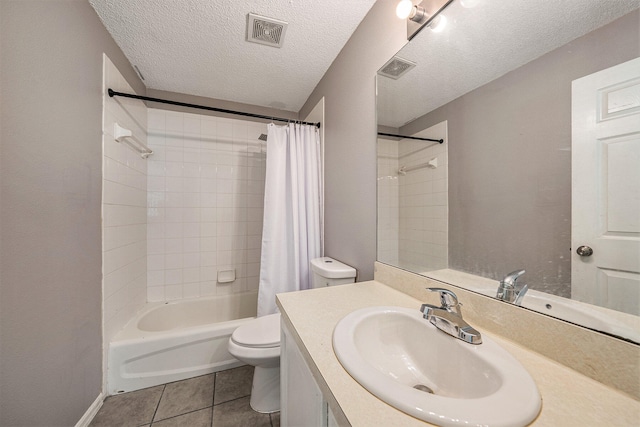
[75,393,103,427]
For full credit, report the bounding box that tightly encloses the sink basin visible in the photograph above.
[333,306,541,427]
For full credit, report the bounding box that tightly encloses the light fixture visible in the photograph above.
[398,0,453,40]
[395,0,426,22]
[429,14,447,32]
[395,0,414,19]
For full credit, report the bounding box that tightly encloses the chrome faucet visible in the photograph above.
[420,288,482,345]
[496,269,528,305]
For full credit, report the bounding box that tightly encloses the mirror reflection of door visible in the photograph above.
[572,57,640,316]
[376,2,640,343]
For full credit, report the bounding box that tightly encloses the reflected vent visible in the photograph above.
[378,56,416,79]
[247,13,288,48]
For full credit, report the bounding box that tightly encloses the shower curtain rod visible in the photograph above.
[108,89,321,128]
[378,132,443,144]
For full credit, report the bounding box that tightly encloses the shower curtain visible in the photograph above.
[257,123,323,317]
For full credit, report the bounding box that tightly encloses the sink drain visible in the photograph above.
[413,384,434,394]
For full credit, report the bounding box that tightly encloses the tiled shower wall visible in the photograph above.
[377,139,399,265]
[377,121,449,272]
[102,55,148,354]
[146,109,267,302]
[398,121,449,272]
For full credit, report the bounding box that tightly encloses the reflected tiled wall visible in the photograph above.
[398,125,448,272]
[102,55,148,352]
[377,121,449,272]
[377,139,399,265]
[146,109,267,301]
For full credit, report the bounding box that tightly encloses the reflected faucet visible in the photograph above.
[496,269,528,305]
[420,288,482,344]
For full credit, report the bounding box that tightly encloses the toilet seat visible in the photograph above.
[231,313,281,348]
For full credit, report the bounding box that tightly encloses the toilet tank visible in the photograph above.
[310,257,357,288]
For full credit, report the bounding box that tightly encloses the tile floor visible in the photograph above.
[90,366,279,427]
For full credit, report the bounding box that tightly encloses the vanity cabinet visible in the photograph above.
[281,322,339,427]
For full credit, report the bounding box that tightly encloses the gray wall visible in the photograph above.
[0,1,143,425]
[146,88,299,123]
[401,11,640,296]
[299,0,406,280]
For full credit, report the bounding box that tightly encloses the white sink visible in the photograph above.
[519,292,640,342]
[333,306,541,427]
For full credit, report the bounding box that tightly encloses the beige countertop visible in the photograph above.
[277,281,640,426]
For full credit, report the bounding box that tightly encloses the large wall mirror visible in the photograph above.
[376,0,640,343]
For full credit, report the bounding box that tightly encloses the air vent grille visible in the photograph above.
[247,13,288,48]
[378,56,417,79]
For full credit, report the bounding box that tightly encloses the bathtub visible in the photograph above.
[108,291,258,394]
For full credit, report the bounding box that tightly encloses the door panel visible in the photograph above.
[571,57,640,315]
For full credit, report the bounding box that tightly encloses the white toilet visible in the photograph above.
[227,257,356,413]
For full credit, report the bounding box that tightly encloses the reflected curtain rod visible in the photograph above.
[108,89,321,128]
[378,132,443,144]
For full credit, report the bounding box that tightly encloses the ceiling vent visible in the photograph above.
[247,13,288,48]
[378,56,417,79]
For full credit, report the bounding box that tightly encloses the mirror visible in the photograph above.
[377,0,640,343]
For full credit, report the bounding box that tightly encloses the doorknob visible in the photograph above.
[576,245,593,257]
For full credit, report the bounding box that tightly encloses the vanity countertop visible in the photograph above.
[276,280,640,426]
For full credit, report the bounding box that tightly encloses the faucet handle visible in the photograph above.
[501,269,526,287]
[427,287,459,310]
[497,269,527,303]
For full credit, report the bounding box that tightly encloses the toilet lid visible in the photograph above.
[231,313,281,348]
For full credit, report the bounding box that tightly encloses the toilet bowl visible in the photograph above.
[227,257,357,413]
[227,313,281,413]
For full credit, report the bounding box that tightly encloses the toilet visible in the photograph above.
[227,257,356,413]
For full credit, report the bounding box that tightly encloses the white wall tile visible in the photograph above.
[148,270,165,287]
[183,267,200,284]
[147,110,166,131]
[147,286,165,302]
[393,130,449,272]
[183,282,201,299]
[183,252,201,268]
[200,281,217,297]
[147,109,267,300]
[165,135,184,148]
[165,253,183,269]
[201,118,216,136]
[102,56,148,378]
[183,222,200,237]
[165,113,184,133]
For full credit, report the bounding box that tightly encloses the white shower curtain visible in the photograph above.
[257,123,323,317]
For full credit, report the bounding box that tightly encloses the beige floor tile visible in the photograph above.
[151,408,212,427]
[154,374,215,422]
[270,411,280,427]
[212,396,271,427]
[90,385,163,427]
[214,365,253,405]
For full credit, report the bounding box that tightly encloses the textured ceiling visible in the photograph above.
[89,0,378,112]
[378,0,640,128]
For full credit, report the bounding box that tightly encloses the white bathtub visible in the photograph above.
[108,291,258,394]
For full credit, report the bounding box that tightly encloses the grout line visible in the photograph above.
[148,384,166,425]
[149,406,214,426]
[212,371,218,407]
[211,371,218,427]
[212,394,251,407]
